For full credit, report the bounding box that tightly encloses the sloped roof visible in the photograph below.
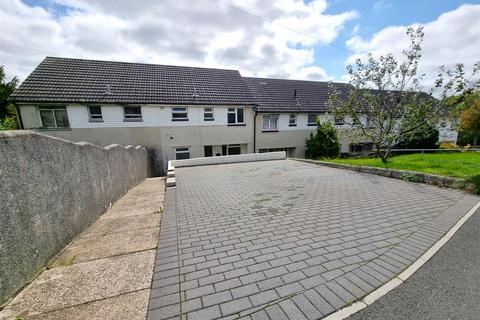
[243,77,352,113]
[10,57,256,105]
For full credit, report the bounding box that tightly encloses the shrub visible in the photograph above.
[305,120,340,159]
[396,122,439,149]
[439,141,459,149]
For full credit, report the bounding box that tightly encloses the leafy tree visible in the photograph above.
[396,122,439,149]
[305,119,340,159]
[458,94,480,146]
[329,26,479,162]
[0,65,19,130]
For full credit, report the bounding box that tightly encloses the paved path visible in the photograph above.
[348,207,480,320]
[0,178,165,320]
[148,160,478,320]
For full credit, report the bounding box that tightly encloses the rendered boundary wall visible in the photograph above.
[0,131,149,305]
[170,151,286,168]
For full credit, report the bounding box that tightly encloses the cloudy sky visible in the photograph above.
[1,0,479,88]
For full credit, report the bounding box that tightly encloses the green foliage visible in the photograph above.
[305,119,340,159]
[466,175,480,195]
[0,65,19,130]
[401,173,422,183]
[325,153,480,179]
[457,130,477,146]
[396,122,439,149]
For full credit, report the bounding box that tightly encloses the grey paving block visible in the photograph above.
[279,299,308,320]
[220,297,253,316]
[249,289,279,306]
[232,283,260,299]
[202,290,233,307]
[187,305,221,320]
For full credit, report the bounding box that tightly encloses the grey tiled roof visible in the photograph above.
[10,57,256,105]
[243,77,352,113]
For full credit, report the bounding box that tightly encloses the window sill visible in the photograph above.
[288,125,297,127]
[307,124,316,126]
[123,118,143,122]
[172,119,189,122]
[262,130,278,133]
[89,119,104,123]
[228,123,246,126]
[204,118,215,121]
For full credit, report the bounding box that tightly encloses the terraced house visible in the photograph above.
[11,57,457,173]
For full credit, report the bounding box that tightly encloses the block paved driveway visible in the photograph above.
[148,160,478,320]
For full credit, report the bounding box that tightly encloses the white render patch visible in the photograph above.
[170,151,286,168]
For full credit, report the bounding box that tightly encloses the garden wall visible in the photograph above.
[0,131,150,305]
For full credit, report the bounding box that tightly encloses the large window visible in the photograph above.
[289,114,297,127]
[124,106,142,121]
[204,108,214,121]
[172,107,188,121]
[88,106,103,122]
[262,114,278,131]
[39,107,70,128]
[175,147,190,160]
[228,108,244,125]
[307,113,318,126]
[227,144,241,155]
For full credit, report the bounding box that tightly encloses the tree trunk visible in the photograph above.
[474,135,478,148]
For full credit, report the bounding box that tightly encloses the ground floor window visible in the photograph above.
[262,114,279,131]
[39,107,70,128]
[227,144,241,155]
[175,147,190,160]
[349,143,373,153]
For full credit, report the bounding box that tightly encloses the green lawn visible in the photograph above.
[326,152,480,179]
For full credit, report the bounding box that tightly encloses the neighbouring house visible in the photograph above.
[10,57,458,173]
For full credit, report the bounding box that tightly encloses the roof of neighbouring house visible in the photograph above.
[10,57,256,105]
[243,77,352,113]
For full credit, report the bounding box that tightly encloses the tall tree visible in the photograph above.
[328,26,479,162]
[0,66,19,130]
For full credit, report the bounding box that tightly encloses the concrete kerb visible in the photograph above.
[322,199,480,320]
[294,158,475,194]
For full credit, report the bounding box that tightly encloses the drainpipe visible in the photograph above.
[253,109,257,153]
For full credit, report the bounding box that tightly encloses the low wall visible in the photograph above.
[170,151,286,168]
[0,131,149,305]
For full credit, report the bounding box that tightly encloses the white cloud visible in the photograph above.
[345,4,480,89]
[0,0,358,81]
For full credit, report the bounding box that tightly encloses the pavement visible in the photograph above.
[0,177,165,320]
[148,159,479,320]
[348,206,480,320]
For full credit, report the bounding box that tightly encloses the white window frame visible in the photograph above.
[175,147,190,160]
[228,108,245,125]
[172,107,188,121]
[38,107,70,128]
[123,106,142,122]
[204,107,214,121]
[289,114,297,127]
[262,114,279,131]
[307,113,318,126]
[88,106,103,122]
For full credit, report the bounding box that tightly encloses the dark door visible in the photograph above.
[204,145,213,157]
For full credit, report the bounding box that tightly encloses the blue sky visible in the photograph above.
[1,0,479,85]
[316,0,477,78]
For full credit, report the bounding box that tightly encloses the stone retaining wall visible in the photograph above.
[295,159,476,193]
[0,131,150,305]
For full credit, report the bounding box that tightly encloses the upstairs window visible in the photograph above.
[307,113,318,126]
[124,106,142,121]
[228,108,244,125]
[262,114,279,131]
[88,106,103,122]
[39,107,70,128]
[172,107,188,121]
[204,108,214,121]
[289,114,297,127]
[175,147,190,160]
